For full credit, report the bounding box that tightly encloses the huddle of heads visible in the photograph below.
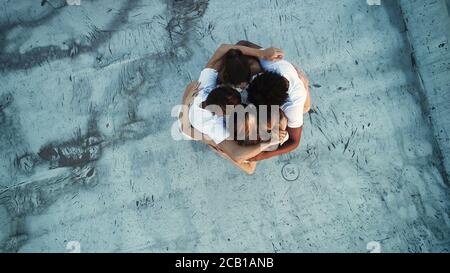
[204,49,289,144]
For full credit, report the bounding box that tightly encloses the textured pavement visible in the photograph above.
[0,0,449,252]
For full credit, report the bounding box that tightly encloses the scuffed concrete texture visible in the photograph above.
[0,0,449,252]
[399,0,450,185]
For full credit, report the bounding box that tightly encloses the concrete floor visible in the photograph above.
[0,0,449,252]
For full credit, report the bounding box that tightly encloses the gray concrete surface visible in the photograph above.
[400,0,450,186]
[0,0,449,252]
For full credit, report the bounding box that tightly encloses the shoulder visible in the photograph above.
[199,68,218,82]
[261,59,298,80]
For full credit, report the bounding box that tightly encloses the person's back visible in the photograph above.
[188,71,241,145]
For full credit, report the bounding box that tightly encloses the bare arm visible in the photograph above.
[209,146,257,175]
[218,127,287,163]
[292,64,311,113]
[293,65,309,89]
[250,126,302,161]
[217,140,273,164]
[206,44,228,70]
[232,44,284,61]
[236,40,263,49]
[206,44,284,70]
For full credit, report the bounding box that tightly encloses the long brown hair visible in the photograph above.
[219,49,251,86]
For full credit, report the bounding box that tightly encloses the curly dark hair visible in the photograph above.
[247,71,289,106]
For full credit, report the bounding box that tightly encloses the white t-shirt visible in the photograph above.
[260,59,307,128]
[188,68,230,145]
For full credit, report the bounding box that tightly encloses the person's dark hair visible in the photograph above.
[203,86,241,114]
[220,49,252,86]
[247,71,289,106]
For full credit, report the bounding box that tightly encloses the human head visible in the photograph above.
[247,71,289,106]
[220,49,252,89]
[203,86,241,115]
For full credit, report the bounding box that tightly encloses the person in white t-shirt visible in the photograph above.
[239,41,310,161]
